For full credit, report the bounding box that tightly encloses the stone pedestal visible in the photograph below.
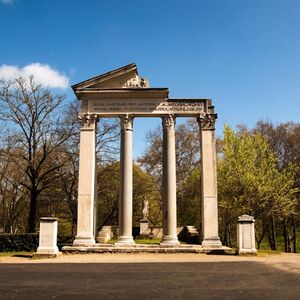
[237,215,257,255]
[160,114,179,245]
[116,115,135,245]
[139,219,150,236]
[73,115,98,246]
[36,217,60,256]
[97,226,113,244]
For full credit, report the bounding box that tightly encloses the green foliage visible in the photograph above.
[0,233,39,252]
[96,162,161,229]
[218,125,299,246]
[177,168,201,226]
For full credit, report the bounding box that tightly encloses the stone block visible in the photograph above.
[237,215,257,255]
[97,226,114,243]
[36,217,60,257]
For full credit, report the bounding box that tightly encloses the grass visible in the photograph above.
[107,238,161,244]
[258,234,300,253]
[135,238,161,244]
[0,251,33,257]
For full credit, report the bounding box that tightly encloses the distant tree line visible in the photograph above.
[0,76,299,252]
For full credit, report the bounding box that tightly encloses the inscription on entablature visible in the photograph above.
[87,100,205,115]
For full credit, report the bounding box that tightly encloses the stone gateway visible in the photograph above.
[71,64,222,248]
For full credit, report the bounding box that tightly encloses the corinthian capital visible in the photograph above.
[197,113,217,130]
[120,114,134,131]
[162,114,176,129]
[78,114,98,130]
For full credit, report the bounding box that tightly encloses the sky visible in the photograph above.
[0,0,300,157]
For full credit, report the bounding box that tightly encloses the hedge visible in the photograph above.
[0,233,39,252]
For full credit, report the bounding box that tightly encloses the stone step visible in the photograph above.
[62,244,232,255]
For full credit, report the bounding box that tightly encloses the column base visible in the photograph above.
[201,237,222,247]
[73,236,95,246]
[237,248,257,255]
[36,246,60,255]
[115,235,135,246]
[160,235,180,246]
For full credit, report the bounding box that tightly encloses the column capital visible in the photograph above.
[120,114,134,131]
[162,114,176,129]
[78,114,98,130]
[197,113,217,130]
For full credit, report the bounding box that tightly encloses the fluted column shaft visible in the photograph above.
[74,114,98,246]
[197,114,222,247]
[160,114,179,245]
[116,114,135,245]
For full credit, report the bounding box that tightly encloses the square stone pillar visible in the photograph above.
[237,215,257,255]
[73,114,98,246]
[197,114,222,247]
[36,217,59,256]
[139,219,150,236]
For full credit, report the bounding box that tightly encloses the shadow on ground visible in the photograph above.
[0,262,299,299]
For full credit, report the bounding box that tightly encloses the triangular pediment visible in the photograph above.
[72,63,150,90]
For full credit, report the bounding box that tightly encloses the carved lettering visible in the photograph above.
[89,100,205,115]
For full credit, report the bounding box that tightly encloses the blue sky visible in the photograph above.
[1,0,300,157]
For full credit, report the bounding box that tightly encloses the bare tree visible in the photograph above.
[0,77,71,232]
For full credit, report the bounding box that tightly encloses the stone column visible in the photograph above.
[73,114,98,246]
[160,114,179,245]
[197,114,222,247]
[116,114,135,245]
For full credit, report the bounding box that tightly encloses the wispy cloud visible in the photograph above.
[0,0,15,4]
[0,63,69,89]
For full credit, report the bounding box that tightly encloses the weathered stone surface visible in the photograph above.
[237,215,257,255]
[36,217,60,256]
[160,114,179,246]
[71,64,224,251]
[73,115,97,246]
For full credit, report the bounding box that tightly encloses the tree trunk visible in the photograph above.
[282,220,290,253]
[27,191,37,233]
[268,216,277,250]
[292,217,297,253]
[256,222,268,250]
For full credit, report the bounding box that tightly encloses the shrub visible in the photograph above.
[0,233,39,252]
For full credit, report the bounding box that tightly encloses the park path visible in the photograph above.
[1,252,300,274]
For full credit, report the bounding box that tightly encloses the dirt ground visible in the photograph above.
[1,252,300,274]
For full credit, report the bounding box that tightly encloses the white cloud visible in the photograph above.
[0,63,69,89]
[0,0,15,4]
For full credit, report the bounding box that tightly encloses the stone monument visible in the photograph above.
[36,217,60,257]
[139,198,150,237]
[237,215,257,255]
[70,63,222,248]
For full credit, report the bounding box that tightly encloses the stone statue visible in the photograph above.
[142,198,149,220]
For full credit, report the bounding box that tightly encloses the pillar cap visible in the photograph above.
[40,217,59,222]
[237,214,255,223]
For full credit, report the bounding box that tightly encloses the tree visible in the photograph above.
[253,121,300,252]
[0,77,71,232]
[56,101,121,236]
[138,118,201,226]
[96,162,160,230]
[0,139,27,233]
[218,125,299,249]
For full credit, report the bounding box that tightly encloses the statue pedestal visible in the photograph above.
[139,218,150,237]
